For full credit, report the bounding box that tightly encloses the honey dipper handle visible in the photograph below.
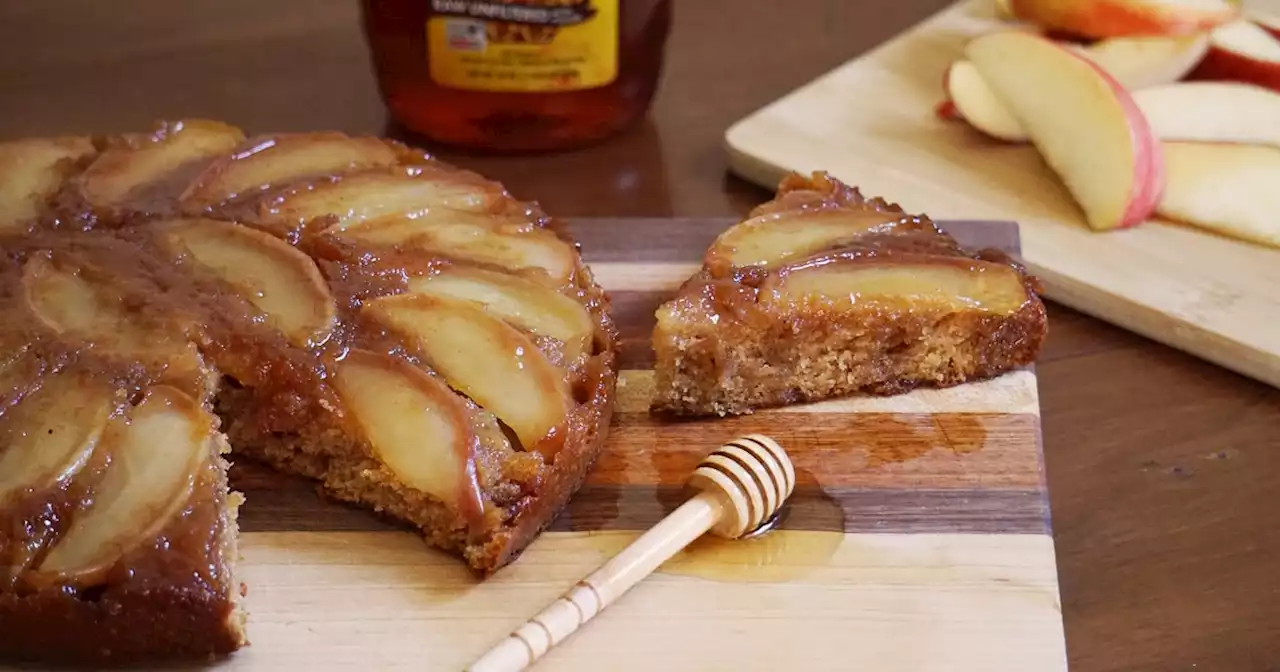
[466,492,725,672]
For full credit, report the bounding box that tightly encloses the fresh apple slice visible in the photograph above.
[1133,82,1280,147]
[405,267,594,363]
[1156,142,1280,248]
[0,137,96,232]
[763,257,1031,315]
[180,133,400,206]
[706,209,908,270]
[946,60,1030,142]
[1254,11,1280,40]
[332,349,484,520]
[1190,20,1280,92]
[76,120,244,209]
[1009,0,1237,39]
[0,368,115,505]
[967,31,1164,230]
[256,167,504,231]
[162,219,336,347]
[33,385,212,585]
[364,294,572,458]
[1075,33,1211,88]
[21,256,209,392]
[337,212,576,284]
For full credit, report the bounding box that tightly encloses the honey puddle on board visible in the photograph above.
[658,529,845,583]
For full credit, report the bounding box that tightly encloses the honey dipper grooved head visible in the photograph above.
[686,434,795,539]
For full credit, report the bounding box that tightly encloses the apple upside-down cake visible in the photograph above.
[652,171,1047,416]
[0,120,617,662]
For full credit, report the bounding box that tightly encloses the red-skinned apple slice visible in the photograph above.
[946,60,1029,142]
[1190,20,1280,93]
[162,219,336,347]
[180,133,400,206]
[1133,82,1280,147]
[404,266,594,363]
[332,349,484,520]
[257,168,503,231]
[0,137,96,232]
[363,294,572,458]
[706,209,909,271]
[1254,12,1280,40]
[76,120,244,209]
[1156,142,1280,248]
[967,32,1164,230]
[33,385,212,586]
[1074,33,1211,88]
[337,212,576,284]
[0,368,115,506]
[1009,0,1237,39]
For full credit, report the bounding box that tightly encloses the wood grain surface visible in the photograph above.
[1,2,1277,669]
[214,217,1065,672]
[724,0,1280,391]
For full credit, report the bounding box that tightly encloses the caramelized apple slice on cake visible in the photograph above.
[364,294,573,458]
[0,137,97,232]
[160,218,337,347]
[651,171,1047,416]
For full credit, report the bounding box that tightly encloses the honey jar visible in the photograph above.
[360,0,672,153]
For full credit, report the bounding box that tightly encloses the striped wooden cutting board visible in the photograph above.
[221,218,1066,672]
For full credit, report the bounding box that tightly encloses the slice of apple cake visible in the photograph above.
[652,171,1047,416]
[0,120,617,663]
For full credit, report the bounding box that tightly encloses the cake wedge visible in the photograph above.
[651,171,1048,416]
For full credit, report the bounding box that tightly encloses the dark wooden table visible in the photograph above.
[2,1,1277,670]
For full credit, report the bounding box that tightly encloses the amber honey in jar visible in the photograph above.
[360,0,671,153]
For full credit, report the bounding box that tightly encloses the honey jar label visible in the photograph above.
[427,0,619,92]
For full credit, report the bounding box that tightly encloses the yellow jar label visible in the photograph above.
[427,1,618,92]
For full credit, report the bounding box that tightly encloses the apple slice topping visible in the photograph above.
[364,294,572,458]
[0,368,115,506]
[163,219,336,347]
[967,31,1164,231]
[706,209,908,271]
[332,349,484,520]
[0,137,96,232]
[764,257,1030,316]
[405,267,594,364]
[1156,142,1280,249]
[76,120,245,209]
[34,385,212,585]
[337,213,576,284]
[260,168,504,231]
[180,133,400,206]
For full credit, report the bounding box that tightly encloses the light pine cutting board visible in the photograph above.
[209,218,1067,672]
[725,0,1280,390]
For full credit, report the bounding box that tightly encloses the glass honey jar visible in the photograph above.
[360,0,672,153]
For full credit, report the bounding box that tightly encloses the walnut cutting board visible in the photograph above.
[724,0,1280,390]
[211,217,1066,672]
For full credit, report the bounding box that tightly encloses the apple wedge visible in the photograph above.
[0,137,96,232]
[332,349,485,521]
[33,385,213,586]
[336,212,577,284]
[1075,33,1211,88]
[945,60,1030,142]
[181,132,400,206]
[764,257,1031,315]
[1133,82,1280,147]
[256,168,504,232]
[0,367,115,506]
[1156,142,1280,248]
[75,120,244,209]
[405,267,594,363]
[1190,20,1280,92]
[706,209,908,271]
[162,219,337,347]
[363,294,572,458]
[967,31,1164,230]
[1009,0,1237,39]
[1254,11,1280,40]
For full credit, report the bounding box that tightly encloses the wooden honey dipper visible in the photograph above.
[467,434,795,672]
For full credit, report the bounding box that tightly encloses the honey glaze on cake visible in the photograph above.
[0,120,618,663]
[652,171,1046,416]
